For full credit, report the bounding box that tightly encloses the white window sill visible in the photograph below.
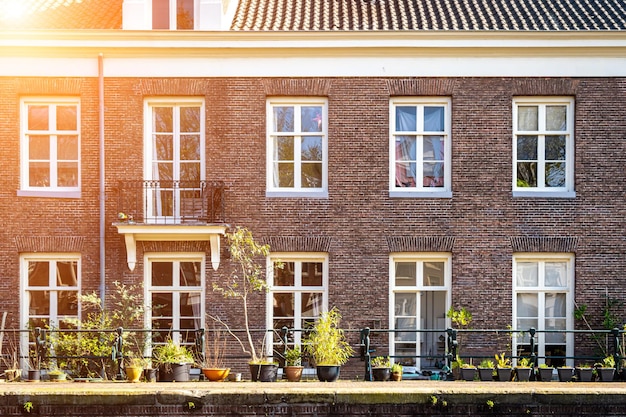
[389,190,452,199]
[18,189,81,199]
[513,191,576,199]
[266,190,328,199]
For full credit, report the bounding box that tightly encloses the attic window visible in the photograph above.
[153,0,194,30]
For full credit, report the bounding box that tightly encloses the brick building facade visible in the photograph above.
[0,0,625,376]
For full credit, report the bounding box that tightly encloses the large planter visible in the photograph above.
[159,363,191,382]
[459,367,477,381]
[250,363,278,382]
[27,370,40,382]
[597,367,615,382]
[316,365,341,382]
[496,367,513,382]
[372,367,391,381]
[515,367,532,382]
[283,366,303,382]
[537,367,554,382]
[202,368,230,382]
[125,366,143,383]
[478,367,494,381]
[557,367,573,382]
[576,367,593,382]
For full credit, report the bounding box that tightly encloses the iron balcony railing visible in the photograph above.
[116,180,225,225]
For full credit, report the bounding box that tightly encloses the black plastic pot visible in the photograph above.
[159,363,191,382]
[372,367,391,381]
[316,365,341,382]
[249,363,278,382]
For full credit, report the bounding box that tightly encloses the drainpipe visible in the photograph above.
[98,53,106,309]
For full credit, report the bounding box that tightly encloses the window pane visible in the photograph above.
[154,162,173,182]
[302,293,323,317]
[517,162,537,188]
[28,105,48,130]
[58,291,78,315]
[155,135,173,160]
[301,106,322,132]
[394,320,417,341]
[275,136,294,160]
[516,319,538,343]
[301,136,322,161]
[152,262,173,286]
[395,293,416,316]
[396,136,416,161]
[517,293,538,317]
[180,262,201,286]
[273,293,294,317]
[29,163,50,187]
[545,319,567,343]
[546,106,566,131]
[424,136,444,161]
[518,106,538,131]
[180,162,200,182]
[517,135,538,160]
[58,162,78,187]
[56,105,77,131]
[423,262,444,286]
[545,293,566,318]
[424,106,444,131]
[28,262,49,286]
[29,135,50,159]
[545,262,567,287]
[275,262,294,286]
[180,135,200,161]
[273,107,294,132]
[152,292,173,316]
[424,163,444,187]
[57,261,78,287]
[276,163,294,187]
[180,292,201,316]
[396,106,416,131]
[180,106,199,132]
[58,135,78,160]
[516,262,538,287]
[545,162,565,187]
[545,135,566,160]
[395,262,416,286]
[177,0,194,29]
[301,163,322,188]
[302,262,322,286]
[152,0,169,28]
[153,107,173,132]
[29,291,50,315]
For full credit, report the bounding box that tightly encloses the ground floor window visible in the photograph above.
[513,254,574,367]
[389,254,450,370]
[145,253,205,347]
[20,254,80,368]
[267,254,328,363]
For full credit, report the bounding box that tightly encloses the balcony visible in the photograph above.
[113,180,228,272]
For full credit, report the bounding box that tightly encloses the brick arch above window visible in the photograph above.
[17,78,83,95]
[262,79,332,96]
[510,78,580,96]
[386,78,458,96]
[510,236,579,253]
[14,236,86,252]
[264,236,332,252]
[138,79,208,96]
[386,236,455,252]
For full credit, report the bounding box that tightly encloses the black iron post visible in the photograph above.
[360,327,372,381]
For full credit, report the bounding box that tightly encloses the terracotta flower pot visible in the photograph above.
[283,366,303,382]
[202,367,230,382]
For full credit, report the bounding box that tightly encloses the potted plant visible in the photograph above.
[459,362,477,381]
[199,327,231,382]
[283,346,304,382]
[211,227,281,382]
[124,356,145,383]
[46,367,67,382]
[537,363,554,382]
[575,363,594,382]
[495,352,512,382]
[153,338,194,382]
[557,365,574,382]
[370,356,391,381]
[304,308,354,382]
[595,355,616,382]
[391,363,403,381]
[478,359,495,381]
[515,357,533,381]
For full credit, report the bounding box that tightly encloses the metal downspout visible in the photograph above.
[98,53,106,309]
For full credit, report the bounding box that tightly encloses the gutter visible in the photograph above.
[98,53,106,309]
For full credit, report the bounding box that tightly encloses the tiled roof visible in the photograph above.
[231,0,626,31]
[0,0,122,30]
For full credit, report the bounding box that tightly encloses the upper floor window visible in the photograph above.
[153,0,195,29]
[19,98,80,198]
[266,98,328,198]
[390,98,451,198]
[513,97,575,198]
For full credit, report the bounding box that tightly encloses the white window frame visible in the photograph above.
[266,97,329,198]
[266,253,329,357]
[512,253,574,367]
[19,97,81,198]
[512,97,575,198]
[389,97,452,198]
[144,97,206,223]
[144,253,206,348]
[389,253,451,370]
[151,0,198,30]
[20,253,81,370]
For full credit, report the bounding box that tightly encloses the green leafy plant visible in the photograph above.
[391,363,403,373]
[211,227,282,364]
[370,356,390,368]
[446,306,472,328]
[479,359,495,369]
[517,357,531,368]
[495,352,511,368]
[601,355,616,368]
[153,338,194,371]
[304,308,354,366]
[538,363,552,369]
[284,346,302,367]
[23,401,34,413]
